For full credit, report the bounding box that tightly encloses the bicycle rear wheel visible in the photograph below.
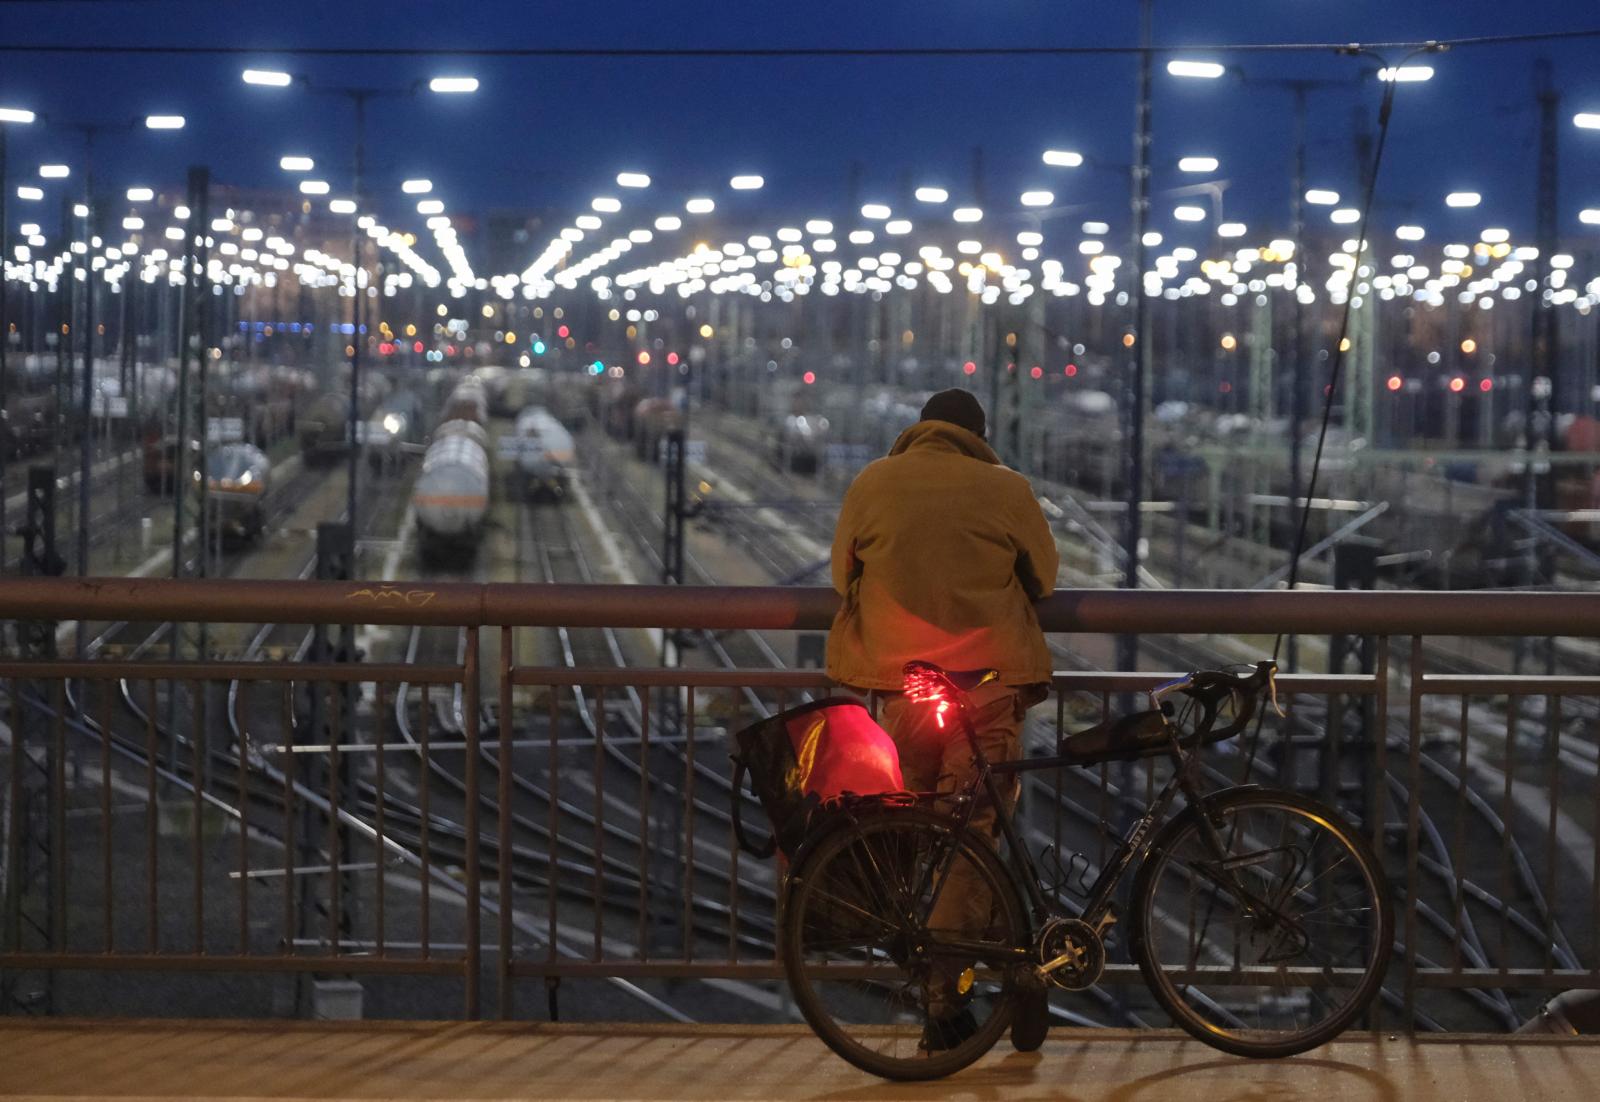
[780,808,1027,1081]
[1129,787,1392,1058]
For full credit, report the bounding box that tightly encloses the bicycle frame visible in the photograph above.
[913,692,1240,965]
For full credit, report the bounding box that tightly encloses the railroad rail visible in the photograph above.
[1,578,1597,1031]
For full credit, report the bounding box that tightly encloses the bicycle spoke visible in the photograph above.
[783,812,1025,1080]
[1136,795,1390,1056]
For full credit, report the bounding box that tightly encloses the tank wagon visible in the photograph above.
[505,406,575,501]
[203,442,271,545]
[412,378,493,566]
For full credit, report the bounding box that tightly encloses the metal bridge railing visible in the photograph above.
[0,577,1597,1029]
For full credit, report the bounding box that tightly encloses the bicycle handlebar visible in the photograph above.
[1149,660,1278,743]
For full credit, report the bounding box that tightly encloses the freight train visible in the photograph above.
[504,406,575,502]
[202,443,272,545]
[412,378,492,567]
[298,373,391,465]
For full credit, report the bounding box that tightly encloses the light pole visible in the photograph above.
[1119,0,1155,673]
[55,114,184,654]
[0,106,38,575]
[244,69,477,548]
[1166,62,1405,669]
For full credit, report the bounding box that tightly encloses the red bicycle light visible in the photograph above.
[902,663,953,705]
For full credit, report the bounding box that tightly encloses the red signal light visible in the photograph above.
[413,340,424,353]
[1064,363,1077,377]
[1029,366,1043,380]
[1449,376,1465,393]
[1219,381,1232,394]
[557,325,570,339]
[1386,375,1403,392]
[962,361,976,375]
[667,351,680,366]
[1479,378,1493,392]
[802,371,816,385]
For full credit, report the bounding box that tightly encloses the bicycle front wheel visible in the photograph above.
[1129,788,1393,1058]
[780,808,1028,1081]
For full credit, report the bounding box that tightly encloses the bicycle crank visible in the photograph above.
[1034,917,1105,991]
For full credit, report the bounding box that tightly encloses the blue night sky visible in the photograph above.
[2,2,1598,266]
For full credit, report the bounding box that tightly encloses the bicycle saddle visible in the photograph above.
[904,661,1000,693]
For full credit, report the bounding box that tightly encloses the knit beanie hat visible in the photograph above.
[919,388,986,438]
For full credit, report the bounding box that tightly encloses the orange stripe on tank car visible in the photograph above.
[412,494,488,508]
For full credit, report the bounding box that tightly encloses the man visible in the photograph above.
[827,388,1059,1051]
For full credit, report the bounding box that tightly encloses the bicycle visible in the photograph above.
[778,659,1394,1080]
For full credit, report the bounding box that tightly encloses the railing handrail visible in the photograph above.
[2,576,1598,636]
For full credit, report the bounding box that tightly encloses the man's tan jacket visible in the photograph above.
[826,420,1060,691]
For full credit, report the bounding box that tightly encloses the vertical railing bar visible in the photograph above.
[683,685,696,963]
[1452,693,1469,973]
[419,683,432,958]
[1544,692,1560,976]
[1097,691,1110,866]
[326,683,342,959]
[1592,690,1600,974]
[1372,637,1389,861]
[374,682,387,959]
[1054,690,1064,866]
[727,688,739,962]
[50,680,65,955]
[497,626,513,1018]
[100,679,113,952]
[1501,693,1516,975]
[772,689,785,967]
[637,684,650,962]
[546,685,558,965]
[593,686,606,962]
[191,680,204,955]
[1370,636,1388,1032]
[462,628,482,1020]
[6,684,24,954]
[279,682,294,956]
[1324,688,1342,821]
[235,683,248,956]
[146,680,158,954]
[1402,636,1424,1029]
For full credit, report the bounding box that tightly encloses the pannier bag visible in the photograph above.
[730,697,904,859]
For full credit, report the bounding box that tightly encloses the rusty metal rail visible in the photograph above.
[3,576,1600,633]
[1,579,1597,1029]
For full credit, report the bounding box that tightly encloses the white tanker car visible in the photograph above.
[504,406,574,501]
[413,379,492,566]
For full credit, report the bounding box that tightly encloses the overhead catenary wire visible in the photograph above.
[0,29,1599,57]
[1237,44,1424,785]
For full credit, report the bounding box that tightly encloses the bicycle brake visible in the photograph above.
[1266,667,1285,717]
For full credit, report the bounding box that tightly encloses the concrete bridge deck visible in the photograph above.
[2,1021,1597,1101]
